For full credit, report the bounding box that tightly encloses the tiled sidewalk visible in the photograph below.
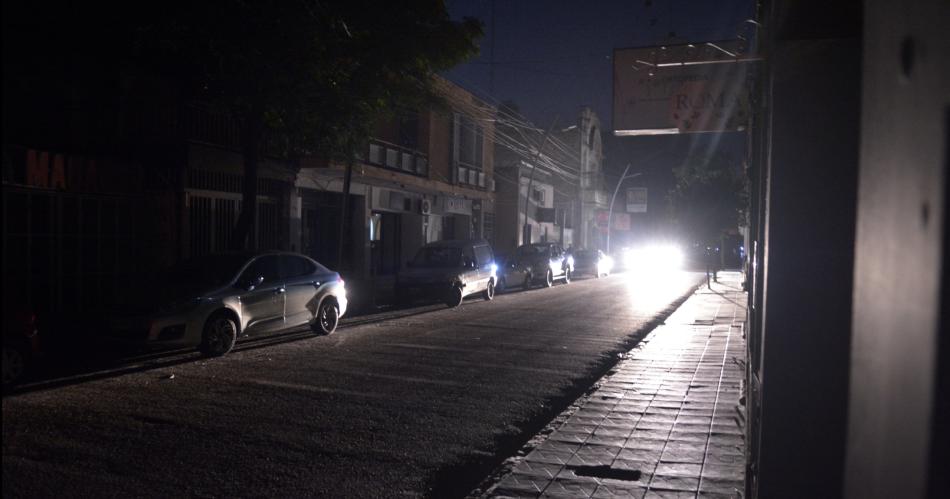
[486,272,748,499]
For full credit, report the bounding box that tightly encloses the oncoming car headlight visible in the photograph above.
[625,244,684,272]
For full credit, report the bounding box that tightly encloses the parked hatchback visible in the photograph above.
[106,251,347,356]
[396,239,496,307]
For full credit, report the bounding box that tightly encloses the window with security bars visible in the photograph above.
[483,212,495,245]
[453,113,483,186]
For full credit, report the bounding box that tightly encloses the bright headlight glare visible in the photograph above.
[626,244,683,272]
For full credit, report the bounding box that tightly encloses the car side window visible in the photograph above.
[474,245,493,268]
[461,246,476,268]
[281,255,316,279]
[239,255,280,285]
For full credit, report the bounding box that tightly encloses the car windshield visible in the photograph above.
[412,247,463,268]
[516,244,549,257]
[164,254,251,290]
[574,250,594,260]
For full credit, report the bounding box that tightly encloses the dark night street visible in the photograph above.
[5,1,947,497]
[2,272,702,498]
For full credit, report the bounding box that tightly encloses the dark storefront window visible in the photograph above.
[2,189,140,314]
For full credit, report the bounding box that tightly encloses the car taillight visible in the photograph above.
[337,275,344,286]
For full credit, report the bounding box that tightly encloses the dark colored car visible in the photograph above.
[509,242,574,288]
[396,239,496,307]
[572,249,614,278]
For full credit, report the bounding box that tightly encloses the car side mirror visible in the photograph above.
[247,275,264,291]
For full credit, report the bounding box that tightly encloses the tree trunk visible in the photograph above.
[231,106,264,251]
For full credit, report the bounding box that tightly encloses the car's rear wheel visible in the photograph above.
[483,279,495,301]
[199,312,237,357]
[544,269,554,287]
[445,287,464,308]
[312,300,339,335]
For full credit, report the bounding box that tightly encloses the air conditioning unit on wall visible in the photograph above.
[420,198,432,215]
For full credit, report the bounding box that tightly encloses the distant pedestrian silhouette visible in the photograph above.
[705,245,719,288]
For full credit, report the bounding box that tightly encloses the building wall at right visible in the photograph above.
[846,1,950,498]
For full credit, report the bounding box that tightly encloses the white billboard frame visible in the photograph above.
[613,41,759,136]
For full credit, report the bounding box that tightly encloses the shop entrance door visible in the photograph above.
[370,211,401,276]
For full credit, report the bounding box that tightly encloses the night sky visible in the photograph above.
[443,0,754,212]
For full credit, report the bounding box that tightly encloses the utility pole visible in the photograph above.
[606,164,642,254]
[522,117,558,245]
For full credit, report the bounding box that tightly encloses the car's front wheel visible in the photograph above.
[483,279,495,301]
[445,287,464,308]
[544,269,554,287]
[199,312,237,357]
[563,268,572,284]
[312,300,339,335]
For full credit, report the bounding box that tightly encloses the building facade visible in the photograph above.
[492,108,606,256]
[2,74,494,314]
[560,108,608,251]
[294,77,496,308]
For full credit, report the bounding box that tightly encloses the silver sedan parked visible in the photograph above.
[108,251,347,356]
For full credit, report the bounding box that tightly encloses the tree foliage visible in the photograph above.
[670,151,748,244]
[137,0,482,161]
[4,0,483,250]
[138,0,483,249]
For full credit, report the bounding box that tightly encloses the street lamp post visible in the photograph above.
[606,163,642,254]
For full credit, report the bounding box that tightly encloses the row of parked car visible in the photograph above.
[395,238,613,307]
[3,240,614,388]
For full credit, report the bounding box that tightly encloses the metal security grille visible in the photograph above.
[185,167,285,257]
[187,169,284,197]
[2,188,139,312]
[257,201,279,250]
[187,192,279,257]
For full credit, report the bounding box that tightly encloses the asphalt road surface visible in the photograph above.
[3,270,703,498]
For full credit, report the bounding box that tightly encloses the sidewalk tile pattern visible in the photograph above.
[488,273,747,498]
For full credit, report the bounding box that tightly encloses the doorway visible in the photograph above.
[370,211,401,276]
